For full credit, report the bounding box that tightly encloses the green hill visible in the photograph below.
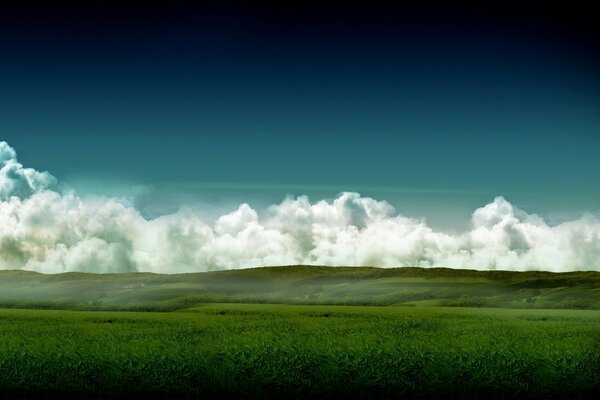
[1,266,599,311]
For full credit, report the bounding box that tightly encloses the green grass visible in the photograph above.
[1,266,600,311]
[0,304,599,398]
[1,266,599,397]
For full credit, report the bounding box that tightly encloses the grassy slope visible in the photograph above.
[0,304,598,398]
[1,266,600,311]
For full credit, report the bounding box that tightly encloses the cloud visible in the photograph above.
[0,141,57,200]
[0,141,599,273]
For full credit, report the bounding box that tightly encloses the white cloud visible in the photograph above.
[0,141,599,273]
[0,141,57,200]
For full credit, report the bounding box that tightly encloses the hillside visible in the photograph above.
[1,266,599,311]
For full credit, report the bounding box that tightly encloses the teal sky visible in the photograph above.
[1,2,599,230]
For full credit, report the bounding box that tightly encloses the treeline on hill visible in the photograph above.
[0,266,599,311]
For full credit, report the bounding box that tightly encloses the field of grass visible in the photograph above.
[0,304,599,398]
[1,267,599,397]
[1,266,600,311]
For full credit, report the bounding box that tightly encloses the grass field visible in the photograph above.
[1,304,599,398]
[1,266,599,398]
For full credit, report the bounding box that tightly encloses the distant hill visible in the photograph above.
[1,266,599,311]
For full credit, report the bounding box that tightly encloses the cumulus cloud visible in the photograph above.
[0,141,599,273]
[0,141,57,200]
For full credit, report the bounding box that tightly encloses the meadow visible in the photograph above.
[1,266,599,398]
[0,304,599,398]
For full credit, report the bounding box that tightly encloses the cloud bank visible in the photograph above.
[1,141,599,273]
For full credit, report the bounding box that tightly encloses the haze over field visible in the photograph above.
[1,141,599,274]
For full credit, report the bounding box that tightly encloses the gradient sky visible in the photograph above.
[1,1,598,229]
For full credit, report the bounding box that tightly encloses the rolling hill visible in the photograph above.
[1,266,599,311]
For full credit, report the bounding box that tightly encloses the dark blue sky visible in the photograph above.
[1,1,598,228]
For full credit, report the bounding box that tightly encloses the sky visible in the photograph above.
[0,1,599,273]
